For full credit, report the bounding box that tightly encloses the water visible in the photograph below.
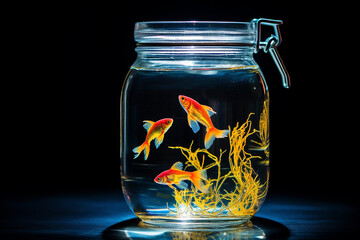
[121,66,269,227]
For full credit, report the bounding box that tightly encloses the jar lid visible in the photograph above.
[134,19,290,88]
[134,21,256,45]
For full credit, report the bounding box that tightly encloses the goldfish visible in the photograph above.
[178,95,229,149]
[133,118,173,160]
[154,161,208,193]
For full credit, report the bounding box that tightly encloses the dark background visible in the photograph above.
[4,0,356,204]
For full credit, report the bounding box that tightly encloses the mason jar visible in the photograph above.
[120,19,290,227]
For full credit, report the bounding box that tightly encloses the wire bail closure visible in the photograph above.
[252,18,290,88]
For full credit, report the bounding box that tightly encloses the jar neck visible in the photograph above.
[132,46,257,70]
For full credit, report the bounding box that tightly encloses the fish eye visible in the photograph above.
[156,177,161,182]
[181,97,185,100]
[167,120,170,124]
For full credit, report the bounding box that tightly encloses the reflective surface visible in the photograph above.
[103,217,289,240]
[0,191,358,240]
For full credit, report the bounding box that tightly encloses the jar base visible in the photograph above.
[138,214,252,229]
[103,217,267,240]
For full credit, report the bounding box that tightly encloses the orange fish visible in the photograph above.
[133,118,173,160]
[178,95,229,149]
[154,161,208,193]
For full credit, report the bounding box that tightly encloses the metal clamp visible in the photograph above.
[251,18,290,88]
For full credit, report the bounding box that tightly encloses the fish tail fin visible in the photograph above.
[204,127,230,149]
[143,142,150,160]
[132,141,150,160]
[192,169,208,193]
[132,143,145,159]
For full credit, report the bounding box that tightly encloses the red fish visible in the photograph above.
[133,118,173,160]
[154,161,208,193]
[178,95,229,149]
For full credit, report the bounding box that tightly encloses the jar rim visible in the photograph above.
[134,21,256,45]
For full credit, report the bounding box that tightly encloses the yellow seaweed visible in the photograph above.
[167,113,268,218]
[250,99,270,160]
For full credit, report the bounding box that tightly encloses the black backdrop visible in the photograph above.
[4,1,356,202]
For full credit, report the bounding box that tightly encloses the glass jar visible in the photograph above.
[120,19,290,228]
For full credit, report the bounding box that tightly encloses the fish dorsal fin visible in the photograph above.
[143,120,155,132]
[201,104,216,117]
[171,161,183,170]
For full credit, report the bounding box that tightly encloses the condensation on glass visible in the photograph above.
[120,19,290,228]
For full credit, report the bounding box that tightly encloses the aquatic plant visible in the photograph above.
[167,113,268,217]
[250,99,270,163]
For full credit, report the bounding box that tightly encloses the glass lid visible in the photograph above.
[134,21,256,44]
